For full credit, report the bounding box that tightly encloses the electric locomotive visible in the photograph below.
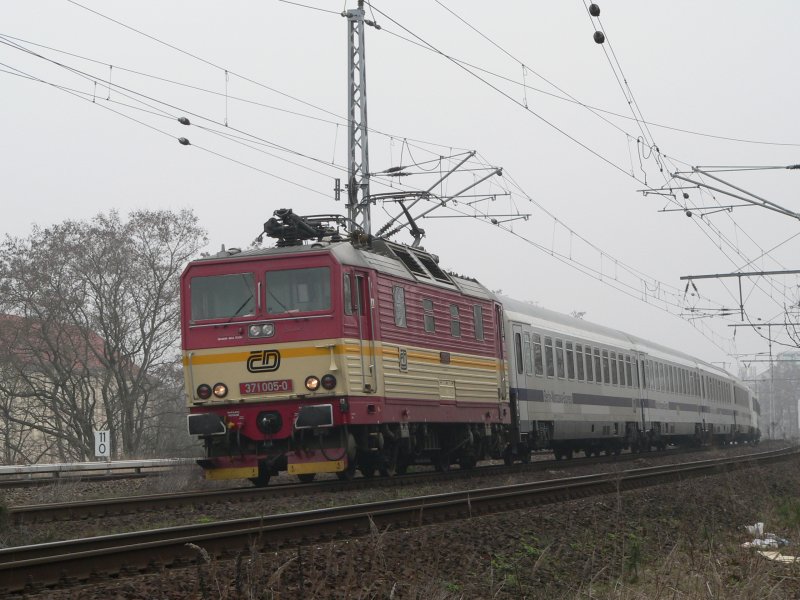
[183,210,511,485]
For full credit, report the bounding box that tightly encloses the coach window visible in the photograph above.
[423,299,435,333]
[533,333,544,376]
[566,342,576,379]
[593,348,602,383]
[393,286,407,327]
[576,344,585,380]
[450,304,461,337]
[625,356,633,387]
[556,339,565,378]
[514,333,523,375]
[584,345,594,382]
[598,349,608,384]
[656,363,663,392]
[620,355,627,387]
[610,351,618,385]
[544,336,555,377]
[523,332,533,375]
[701,376,706,399]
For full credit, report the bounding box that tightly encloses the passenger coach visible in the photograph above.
[502,298,760,458]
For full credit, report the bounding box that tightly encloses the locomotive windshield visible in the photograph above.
[190,272,255,322]
[265,267,331,314]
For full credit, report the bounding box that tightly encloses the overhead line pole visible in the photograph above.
[344,0,378,236]
[680,270,800,321]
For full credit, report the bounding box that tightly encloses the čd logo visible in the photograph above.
[247,350,281,373]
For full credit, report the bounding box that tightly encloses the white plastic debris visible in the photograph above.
[758,551,800,563]
[745,522,764,536]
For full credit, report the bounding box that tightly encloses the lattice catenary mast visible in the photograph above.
[344,0,379,236]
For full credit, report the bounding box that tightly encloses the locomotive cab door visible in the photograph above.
[354,270,377,393]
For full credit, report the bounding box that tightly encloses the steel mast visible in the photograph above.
[344,0,378,236]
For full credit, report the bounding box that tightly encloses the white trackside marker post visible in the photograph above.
[94,430,111,461]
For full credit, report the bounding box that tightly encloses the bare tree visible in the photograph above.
[0,210,206,461]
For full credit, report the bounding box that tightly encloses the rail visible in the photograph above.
[0,446,795,594]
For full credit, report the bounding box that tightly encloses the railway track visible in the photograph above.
[9,445,711,525]
[1,446,794,595]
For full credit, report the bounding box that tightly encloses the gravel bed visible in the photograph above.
[14,447,800,599]
[0,446,771,547]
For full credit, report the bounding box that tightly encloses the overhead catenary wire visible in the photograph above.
[5,4,794,359]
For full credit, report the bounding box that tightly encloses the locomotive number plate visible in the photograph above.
[239,379,293,395]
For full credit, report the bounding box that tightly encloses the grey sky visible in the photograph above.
[2,1,799,370]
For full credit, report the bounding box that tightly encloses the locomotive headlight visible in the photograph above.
[212,383,228,398]
[197,384,212,400]
[248,323,276,338]
[305,375,320,391]
[321,374,337,390]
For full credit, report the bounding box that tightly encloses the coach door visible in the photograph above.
[354,271,377,393]
[495,303,507,401]
[635,351,649,431]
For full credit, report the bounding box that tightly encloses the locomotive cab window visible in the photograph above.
[191,272,255,322]
[265,267,330,314]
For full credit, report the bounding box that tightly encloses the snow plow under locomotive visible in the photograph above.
[183,210,760,485]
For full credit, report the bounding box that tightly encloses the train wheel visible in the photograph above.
[249,462,270,487]
[434,453,452,472]
[297,473,316,483]
[360,466,376,478]
[459,455,477,470]
[336,459,357,481]
[584,449,592,458]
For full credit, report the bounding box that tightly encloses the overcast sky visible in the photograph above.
[2,1,799,372]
